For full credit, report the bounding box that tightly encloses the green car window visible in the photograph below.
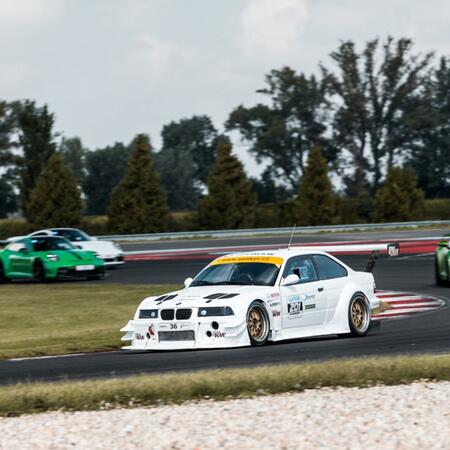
[31,237,75,252]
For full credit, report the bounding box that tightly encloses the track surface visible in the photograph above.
[1,230,449,385]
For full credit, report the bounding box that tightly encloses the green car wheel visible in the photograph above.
[435,259,448,286]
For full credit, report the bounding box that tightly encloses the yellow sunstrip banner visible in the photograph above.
[211,256,284,266]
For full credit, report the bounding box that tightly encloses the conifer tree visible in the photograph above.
[26,154,83,228]
[374,166,425,222]
[197,140,256,230]
[294,146,336,225]
[108,134,169,233]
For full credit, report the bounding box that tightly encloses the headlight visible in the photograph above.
[198,306,234,317]
[46,254,58,262]
[139,309,158,319]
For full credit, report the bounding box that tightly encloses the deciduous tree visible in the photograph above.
[226,67,334,190]
[83,142,131,215]
[323,37,433,191]
[16,100,57,209]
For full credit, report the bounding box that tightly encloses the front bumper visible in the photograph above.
[51,265,106,279]
[121,317,249,350]
[101,255,125,266]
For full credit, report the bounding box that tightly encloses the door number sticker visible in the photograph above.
[287,295,303,317]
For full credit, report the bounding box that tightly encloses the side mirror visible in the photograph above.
[184,277,193,288]
[281,274,300,286]
[75,245,82,249]
[18,245,28,253]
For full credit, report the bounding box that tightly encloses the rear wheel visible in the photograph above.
[33,260,45,283]
[246,301,270,346]
[348,294,371,337]
[0,262,9,283]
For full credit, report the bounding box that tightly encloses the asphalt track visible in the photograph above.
[1,229,449,385]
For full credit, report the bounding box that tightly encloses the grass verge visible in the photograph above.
[0,284,179,359]
[1,354,449,417]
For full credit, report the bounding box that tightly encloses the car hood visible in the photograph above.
[36,250,98,263]
[138,285,276,311]
[73,240,120,254]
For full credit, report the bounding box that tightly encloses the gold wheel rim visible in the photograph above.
[247,308,264,339]
[351,299,365,330]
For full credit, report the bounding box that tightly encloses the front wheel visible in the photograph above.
[435,258,447,286]
[246,301,270,346]
[348,294,371,337]
[33,260,45,283]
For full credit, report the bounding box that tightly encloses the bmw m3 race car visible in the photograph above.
[0,236,106,282]
[121,244,398,350]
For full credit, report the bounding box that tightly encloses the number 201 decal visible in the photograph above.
[288,301,303,316]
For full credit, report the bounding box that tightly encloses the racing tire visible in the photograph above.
[33,260,46,283]
[435,258,448,287]
[347,293,371,337]
[0,262,10,283]
[246,301,270,346]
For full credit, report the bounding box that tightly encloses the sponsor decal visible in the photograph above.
[304,304,316,310]
[135,333,145,340]
[272,310,281,317]
[270,292,280,298]
[270,301,281,307]
[211,255,283,266]
[213,331,226,338]
[146,324,155,339]
[287,294,302,317]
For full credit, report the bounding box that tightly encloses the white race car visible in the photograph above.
[121,244,398,350]
[10,228,124,267]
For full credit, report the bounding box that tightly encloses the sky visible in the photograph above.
[0,0,449,174]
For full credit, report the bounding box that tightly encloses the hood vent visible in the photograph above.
[204,293,226,300]
[155,294,178,304]
[204,293,239,303]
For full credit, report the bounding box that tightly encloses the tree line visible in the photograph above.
[0,37,448,233]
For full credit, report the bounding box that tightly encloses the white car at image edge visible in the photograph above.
[121,243,399,351]
[9,228,124,267]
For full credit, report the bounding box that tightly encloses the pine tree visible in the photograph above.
[197,140,256,230]
[294,146,336,226]
[374,166,425,222]
[107,134,169,233]
[26,154,83,228]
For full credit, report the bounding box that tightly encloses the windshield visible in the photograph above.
[50,229,90,242]
[31,237,75,251]
[191,262,280,287]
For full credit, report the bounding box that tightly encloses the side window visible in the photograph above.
[313,255,347,280]
[282,256,318,284]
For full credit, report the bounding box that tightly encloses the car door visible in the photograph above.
[312,254,349,323]
[280,255,327,329]
[4,241,34,277]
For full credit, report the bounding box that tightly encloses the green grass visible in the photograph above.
[0,354,449,417]
[0,284,179,359]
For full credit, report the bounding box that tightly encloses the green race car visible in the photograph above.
[0,236,106,282]
[435,238,450,286]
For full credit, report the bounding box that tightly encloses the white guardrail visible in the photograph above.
[97,220,450,242]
